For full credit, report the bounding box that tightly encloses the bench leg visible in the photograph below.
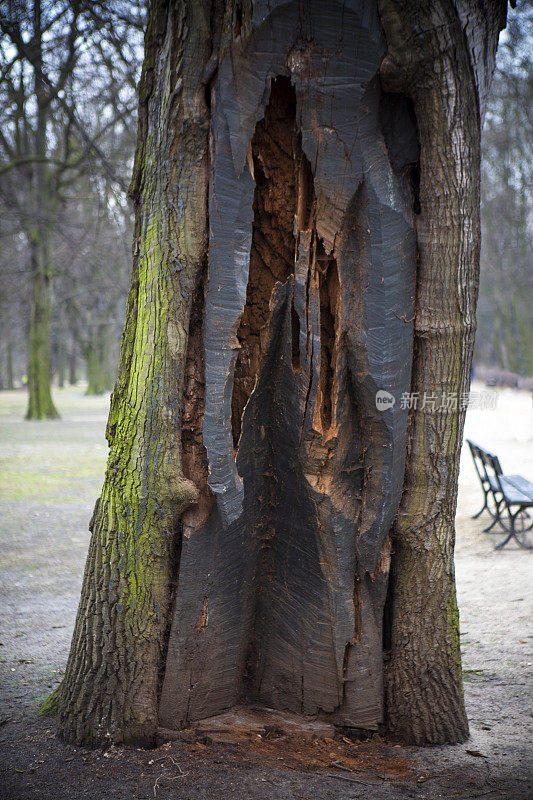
[511,508,533,549]
[472,497,488,519]
[483,499,504,533]
[494,528,513,550]
[495,507,533,550]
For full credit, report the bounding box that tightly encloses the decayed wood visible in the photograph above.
[159,0,417,732]
[158,705,337,747]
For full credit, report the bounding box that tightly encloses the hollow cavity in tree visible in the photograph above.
[160,33,417,728]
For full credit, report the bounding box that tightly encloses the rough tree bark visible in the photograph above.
[378,0,507,744]
[55,0,211,745]
[54,0,505,747]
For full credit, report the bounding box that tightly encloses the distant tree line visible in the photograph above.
[0,1,530,419]
[475,4,533,378]
[0,0,144,416]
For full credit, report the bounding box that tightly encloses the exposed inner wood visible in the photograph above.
[316,244,340,434]
[180,271,211,535]
[160,2,418,729]
[231,76,299,448]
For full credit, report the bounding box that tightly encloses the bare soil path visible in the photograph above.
[0,384,531,799]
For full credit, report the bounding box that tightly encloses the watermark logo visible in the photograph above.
[374,390,498,412]
[375,390,396,411]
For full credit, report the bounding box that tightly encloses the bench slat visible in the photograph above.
[498,477,533,505]
[504,475,533,500]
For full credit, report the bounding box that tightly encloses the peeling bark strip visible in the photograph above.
[159,0,417,731]
[57,0,504,748]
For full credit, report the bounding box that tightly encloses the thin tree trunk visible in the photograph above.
[3,341,14,390]
[84,341,100,395]
[69,341,77,385]
[85,326,115,395]
[378,0,506,744]
[57,336,66,389]
[25,0,59,420]
[26,232,59,418]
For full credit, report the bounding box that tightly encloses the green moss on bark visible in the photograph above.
[58,0,211,747]
[39,684,63,717]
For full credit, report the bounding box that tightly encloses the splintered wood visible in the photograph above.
[159,0,418,733]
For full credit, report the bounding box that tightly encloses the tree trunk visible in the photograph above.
[85,325,115,395]
[7,342,14,390]
[25,1,59,421]
[57,0,211,745]
[84,343,101,395]
[69,342,78,385]
[26,232,59,419]
[378,0,506,744]
[56,0,505,747]
[1,341,14,391]
[57,336,66,389]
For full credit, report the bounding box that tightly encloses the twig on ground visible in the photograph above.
[153,764,189,795]
[325,772,380,785]
[153,773,163,797]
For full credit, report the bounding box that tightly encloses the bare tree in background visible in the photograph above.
[0,0,144,417]
[0,222,28,390]
[476,5,533,377]
[56,171,133,395]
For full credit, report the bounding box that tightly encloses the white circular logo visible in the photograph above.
[375,390,396,411]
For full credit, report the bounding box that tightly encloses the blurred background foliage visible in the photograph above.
[0,1,531,413]
[476,1,533,379]
[0,0,145,411]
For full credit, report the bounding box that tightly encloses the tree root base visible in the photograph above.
[156,705,414,780]
[156,704,381,748]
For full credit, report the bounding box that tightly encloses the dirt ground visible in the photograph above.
[0,384,531,800]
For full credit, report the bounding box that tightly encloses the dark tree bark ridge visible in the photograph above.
[159,0,417,732]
